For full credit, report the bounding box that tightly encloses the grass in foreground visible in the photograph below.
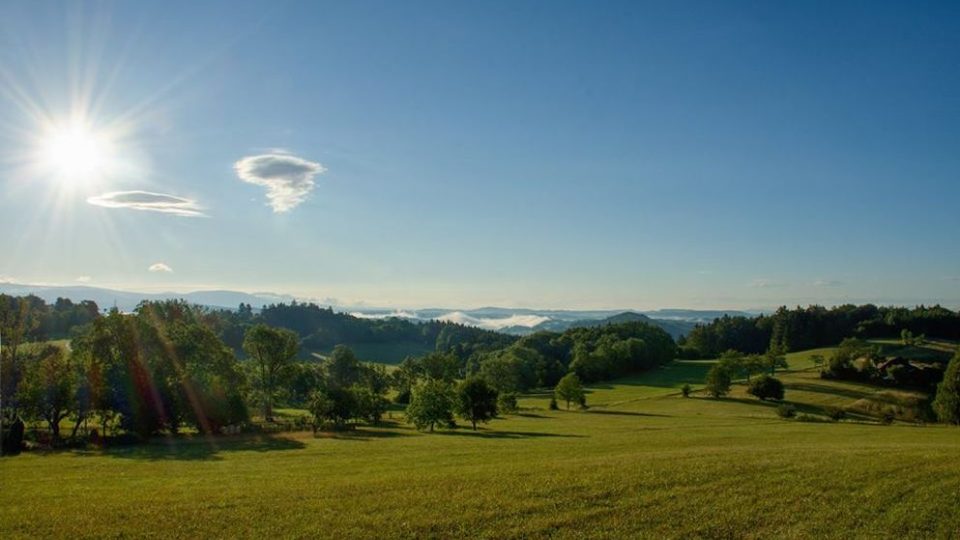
[2,352,960,538]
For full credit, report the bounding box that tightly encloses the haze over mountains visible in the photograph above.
[0,282,752,338]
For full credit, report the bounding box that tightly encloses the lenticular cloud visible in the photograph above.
[234,153,326,213]
[87,191,206,217]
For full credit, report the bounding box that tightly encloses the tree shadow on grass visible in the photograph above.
[73,433,307,462]
[719,396,874,422]
[314,427,413,441]
[784,382,873,401]
[513,412,549,419]
[433,429,586,439]
[583,409,672,418]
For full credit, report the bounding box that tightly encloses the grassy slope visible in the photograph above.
[3,348,960,538]
[311,341,433,364]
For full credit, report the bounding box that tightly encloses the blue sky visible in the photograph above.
[0,1,958,309]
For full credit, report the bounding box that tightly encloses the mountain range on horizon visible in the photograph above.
[0,281,756,338]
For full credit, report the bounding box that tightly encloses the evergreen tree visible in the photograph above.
[934,351,960,424]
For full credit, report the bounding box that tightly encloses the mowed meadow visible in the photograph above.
[3,348,960,539]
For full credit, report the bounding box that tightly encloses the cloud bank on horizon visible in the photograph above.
[351,309,550,330]
[234,153,326,213]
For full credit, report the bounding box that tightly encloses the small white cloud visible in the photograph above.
[813,279,843,287]
[234,153,326,213]
[75,276,92,283]
[148,263,173,273]
[748,279,787,289]
[0,275,16,284]
[87,191,206,217]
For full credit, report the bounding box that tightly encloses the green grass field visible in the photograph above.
[3,347,960,538]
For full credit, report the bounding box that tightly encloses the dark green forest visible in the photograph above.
[679,304,960,358]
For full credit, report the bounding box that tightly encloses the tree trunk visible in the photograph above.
[70,413,85,440]
[472,419,477,431]
[49,414,61,442]
[264,401,273,423]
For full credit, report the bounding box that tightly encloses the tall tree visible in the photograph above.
[18,345,76,442]
[454,377,498,430]
[243,324,298,421]
[554,373,585,410]
[406,379,455,432]
[934,350,960,424]
[324,345,361,388]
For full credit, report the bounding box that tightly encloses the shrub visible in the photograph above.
[776,403,797,419]
[497,392,519,414]
[747,375,784,401]
[881,410,896,425]
[824,406,846,421]
[681,384,691,398]
[704,365,732,398]
[548,398,559,410]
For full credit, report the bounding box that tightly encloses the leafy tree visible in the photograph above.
[810,354,825,371]
[308,386,357,430]
[747,375,784,401]
[933,350,960,424]
[307,390,334,433]
[324,345,361,388]
[406,379,455,432]
[17,345,76,441]
[352,384,388,425]
[418,352,461,381]
[554,373,585,410]
[354,363,391,424]
[704,365,732,398]
[454,377,498,430]
[243,324,298,421]
[763,350,788,375]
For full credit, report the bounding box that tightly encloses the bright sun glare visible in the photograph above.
[37,120,113,183]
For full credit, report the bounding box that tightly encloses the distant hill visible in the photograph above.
[502,311,696,339]
[0,282,726,339]
[0,283,295,312]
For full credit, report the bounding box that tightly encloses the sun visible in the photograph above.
[36,119,114,185]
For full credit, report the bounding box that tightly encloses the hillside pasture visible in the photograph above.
[3,346,960,538]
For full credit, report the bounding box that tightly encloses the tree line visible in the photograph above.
[1,296,673,451]
[679,304,960,359]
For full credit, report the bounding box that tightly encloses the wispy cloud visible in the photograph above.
[813,279,843,287]
[87,191,206,217]
[0,275,16,284]
[148,263,173,273]
[234,153,326,213]
[748,278,788,289]
[75,276,92,283]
